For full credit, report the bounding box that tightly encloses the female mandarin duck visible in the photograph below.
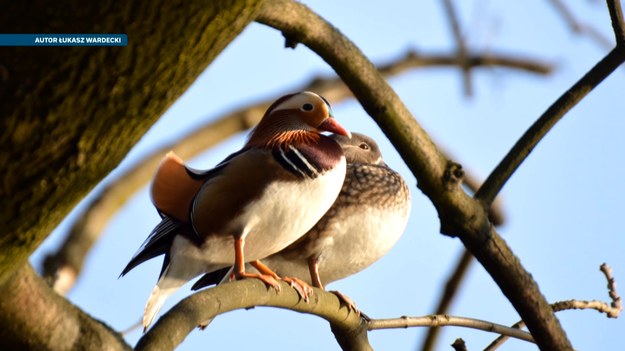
[120,91,351,330]
[192,133,411,305]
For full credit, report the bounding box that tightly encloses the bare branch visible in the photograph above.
[420,249,474,351]
[442,0,473,95]
[547,0,613,49]
[485,263,622,351]
[475,0,625,205]
[475,50,625,205]
[43,48,551,294]
[257,0,575,349]
[369,315,534,343]
[135,280,370,351]
[600,263,623,317]
[135,279,537,351]
[607,0,625,46]
[483,320,525,351]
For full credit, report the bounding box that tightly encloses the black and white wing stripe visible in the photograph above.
[273,146,323,179]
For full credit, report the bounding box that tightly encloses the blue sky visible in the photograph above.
[32,1,624,350]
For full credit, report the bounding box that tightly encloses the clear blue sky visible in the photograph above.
[32,1,624,350]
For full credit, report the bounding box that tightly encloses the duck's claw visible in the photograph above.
[235,271,281,292]
[282,276,314,302]
[330,290,370,321]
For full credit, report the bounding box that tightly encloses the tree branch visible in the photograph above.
[547,0,613,49]
[136,280,537,350]
[441,0,473,95]
[0,264,130,350]
[608,0,625,46]
[420,249,474,351]
[485,263,622,351]
[135,280,370,351]
[475,0,625,205]
[369,315,534,343]
[257,1,574,349]
[43,48,548,294]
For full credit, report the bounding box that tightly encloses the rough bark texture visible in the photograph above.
[0,0,266,285]
[0,264,130,350]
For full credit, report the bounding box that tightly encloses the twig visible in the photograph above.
[600,263,623,316]
[476,0,625,205]
[547,0,613,49]
[258,0,574,349]
[420,249,474,351]
[484,263,622,351]
[483,319,525,351]
[442,0,473,95]
[607,0,625,46]
[42,48,551,294]
[475,43,625,205]
[368,315,534,343]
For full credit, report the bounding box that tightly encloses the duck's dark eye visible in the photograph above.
[359,143,370,150]
[301,103,314,111]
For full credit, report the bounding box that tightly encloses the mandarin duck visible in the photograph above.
[120,91,351,330]
[192,133,411,304]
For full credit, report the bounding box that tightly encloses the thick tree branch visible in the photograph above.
[136,280,536,350]
[0,264,130,351]
[44,49,545,294]
[0,0,266,286]
[257,1,574,349]
[475,0,625,205]
[135,280,369,351]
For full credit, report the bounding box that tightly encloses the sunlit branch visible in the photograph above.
[485,263,622,351]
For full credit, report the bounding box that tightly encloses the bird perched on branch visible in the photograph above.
[192,132,411,306]
[120,91,351,330]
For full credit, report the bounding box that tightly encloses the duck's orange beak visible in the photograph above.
[318,118,351,139]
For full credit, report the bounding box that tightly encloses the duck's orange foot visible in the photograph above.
[235,271,281,292]
[282,276,314,302]
[330,290,370,321]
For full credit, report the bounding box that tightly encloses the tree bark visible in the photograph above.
[0,264,130,350]
[0,0,266,285]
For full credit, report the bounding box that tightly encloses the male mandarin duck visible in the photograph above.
[120,91,351,330]
[192,133,411,305]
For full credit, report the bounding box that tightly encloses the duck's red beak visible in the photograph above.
[318,118,352,139]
